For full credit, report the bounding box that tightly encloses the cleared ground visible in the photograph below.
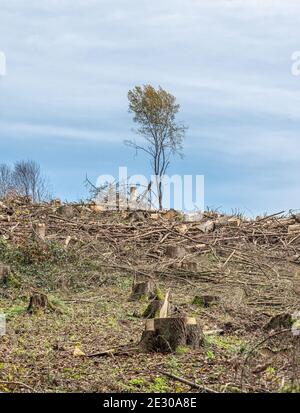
[0,200,299,392]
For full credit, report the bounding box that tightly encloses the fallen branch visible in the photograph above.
[157,370,218,393]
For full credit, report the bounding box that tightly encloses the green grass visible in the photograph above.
[205,335,247,354]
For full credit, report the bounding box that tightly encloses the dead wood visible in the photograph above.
[158,370,218,393]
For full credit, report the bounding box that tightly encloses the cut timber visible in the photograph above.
[32,223,46,242]
[0,264,10,285]
[292,213,300,223]
[89,204,105,213]
[288,224,300,234]
[64,236,72,249]
[163,209,179,221]
[139,317,203,353]
[212,216,241,229]
[27,292,57,314]
[129,280,156,301]
[165,245,186,259]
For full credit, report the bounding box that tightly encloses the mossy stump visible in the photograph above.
[27,292,56,314]
[139,317,203,353]
[129,280,156,302]
[142,288,169,318]
[264,313,293,330]
[192,295,220,308]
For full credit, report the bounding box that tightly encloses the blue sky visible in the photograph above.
[0,0,300,216]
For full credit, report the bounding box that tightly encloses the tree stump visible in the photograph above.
[192,294,220,308]
[142,290,170,318]
[165,245,186,259]
[129,280,156,301]
[27,292,56,314]
[198,221,215,233]
[291,312,300,386]
[32,223,46,242]
[0,264,10,285]
[264,313,293,330]
[51,198,62,206]
[139,317,203,353]
[56,205,76,219]
[163,209,179,221]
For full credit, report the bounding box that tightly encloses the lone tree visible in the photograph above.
[125,85,187,210]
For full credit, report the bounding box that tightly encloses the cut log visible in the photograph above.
[32,222,46,242]
[165,245,186,259]
[292,214,300,223]
[184,212,203,222]
[0,264,10,285]
[288,224,300,234]
[64,236,72,249]
[89,203,105,213]
[129,280,156,301]
[139,317,203,353]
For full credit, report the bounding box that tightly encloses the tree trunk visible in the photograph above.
[139,317,203,353]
